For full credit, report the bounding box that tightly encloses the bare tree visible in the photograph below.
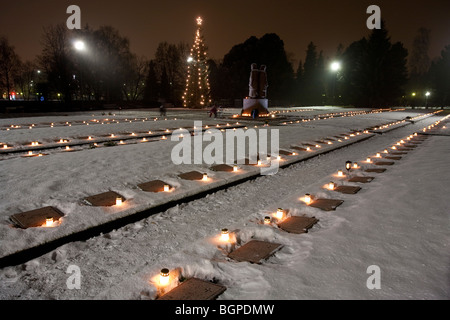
[0,36,20,100]
[38,24,74,103]
[122,55,149,101]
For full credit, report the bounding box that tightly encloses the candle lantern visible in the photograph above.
[276,208,284,220]
[202,173,208,181]
[353,162,358,169]
[233,165,238,172]
[304,194,312,204]
[164,185,170,192]
[160,269,170,286]
[221,229,230,242]
[264,216,271,224]
[328,182,336,190]
[338,170,344,177]
[46,217,53,227]
[345,161,352,171]
[116,197,123,206]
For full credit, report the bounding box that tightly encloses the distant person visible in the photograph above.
[209,105,218,118]
[160,104,167,117]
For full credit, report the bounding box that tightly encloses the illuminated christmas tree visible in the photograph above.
[182,17,212,108]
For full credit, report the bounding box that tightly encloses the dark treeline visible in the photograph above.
[1,21,449,109]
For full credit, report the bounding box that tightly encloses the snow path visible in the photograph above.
[0,112,447,300]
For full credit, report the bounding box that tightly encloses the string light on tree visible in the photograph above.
[182,17,212,108]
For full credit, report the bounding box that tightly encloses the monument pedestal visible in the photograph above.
[242,98,269,117]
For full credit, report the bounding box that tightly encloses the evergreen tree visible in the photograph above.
[341,22,408,107]
[182,17,212,108]
[143,60,159,105]
[429,45,450,106]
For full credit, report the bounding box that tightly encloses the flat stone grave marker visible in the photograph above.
[138,180,172,193]
[396,148,413,152]
[303,143,316,147]
[334,185,361,194]
[374,161,395,166]
[390,152,407,155]
[365,168,386,173]
[210,164,235,172]
[10,206,64,229]
[309,199,344,211]
[403,144,417,148]
[158,278,226,300]
[279,150,295,156]
[291,146,308,152]
[178,171,206,181]
[384,156,402,160]
[278,216,319,234]
[84,191,125,207]
[21,153,49,158]
[348,176,374,183]
[228,240,283,264]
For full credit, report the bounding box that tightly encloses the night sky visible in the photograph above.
[1,0,449,67]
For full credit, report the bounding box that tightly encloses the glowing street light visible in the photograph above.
[330,61,341,72]
[74,40,86,52]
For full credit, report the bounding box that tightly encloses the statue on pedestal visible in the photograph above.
[243,63,269,117]
[248,64,268,99]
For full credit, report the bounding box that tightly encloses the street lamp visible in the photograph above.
[74,40,86,52]
[73,40,86,102]
[330,61,341,105]
[425,91,431,108]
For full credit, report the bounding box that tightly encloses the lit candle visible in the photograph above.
[3,144,7,149]
[276,208,284,220]
[88,136,93,140]
[328,182,336,190]
[160,268,170,286]
[233,165,238,172]
[376,153,381,158]
[353,162,358,169]
[277,155,281,161]
[202,173,208,181]
[221,229,230,242]
[315,144,321,148]
[116,197,123,206]
[367,158,372,163]
[45,217,53,227]
[28,151,33,156]
[65,146,70,150]
[264,216,271,224]
[164,184,170,192]
[306,147,311,151]
[257,160,262,166]
[304,194,312,204]
[338,170,344,177]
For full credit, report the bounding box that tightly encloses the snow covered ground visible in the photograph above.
[0,107,448,300]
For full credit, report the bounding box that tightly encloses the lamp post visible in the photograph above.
[425,91,431,108]
[73,40,86,102]
[330,62,341,105]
